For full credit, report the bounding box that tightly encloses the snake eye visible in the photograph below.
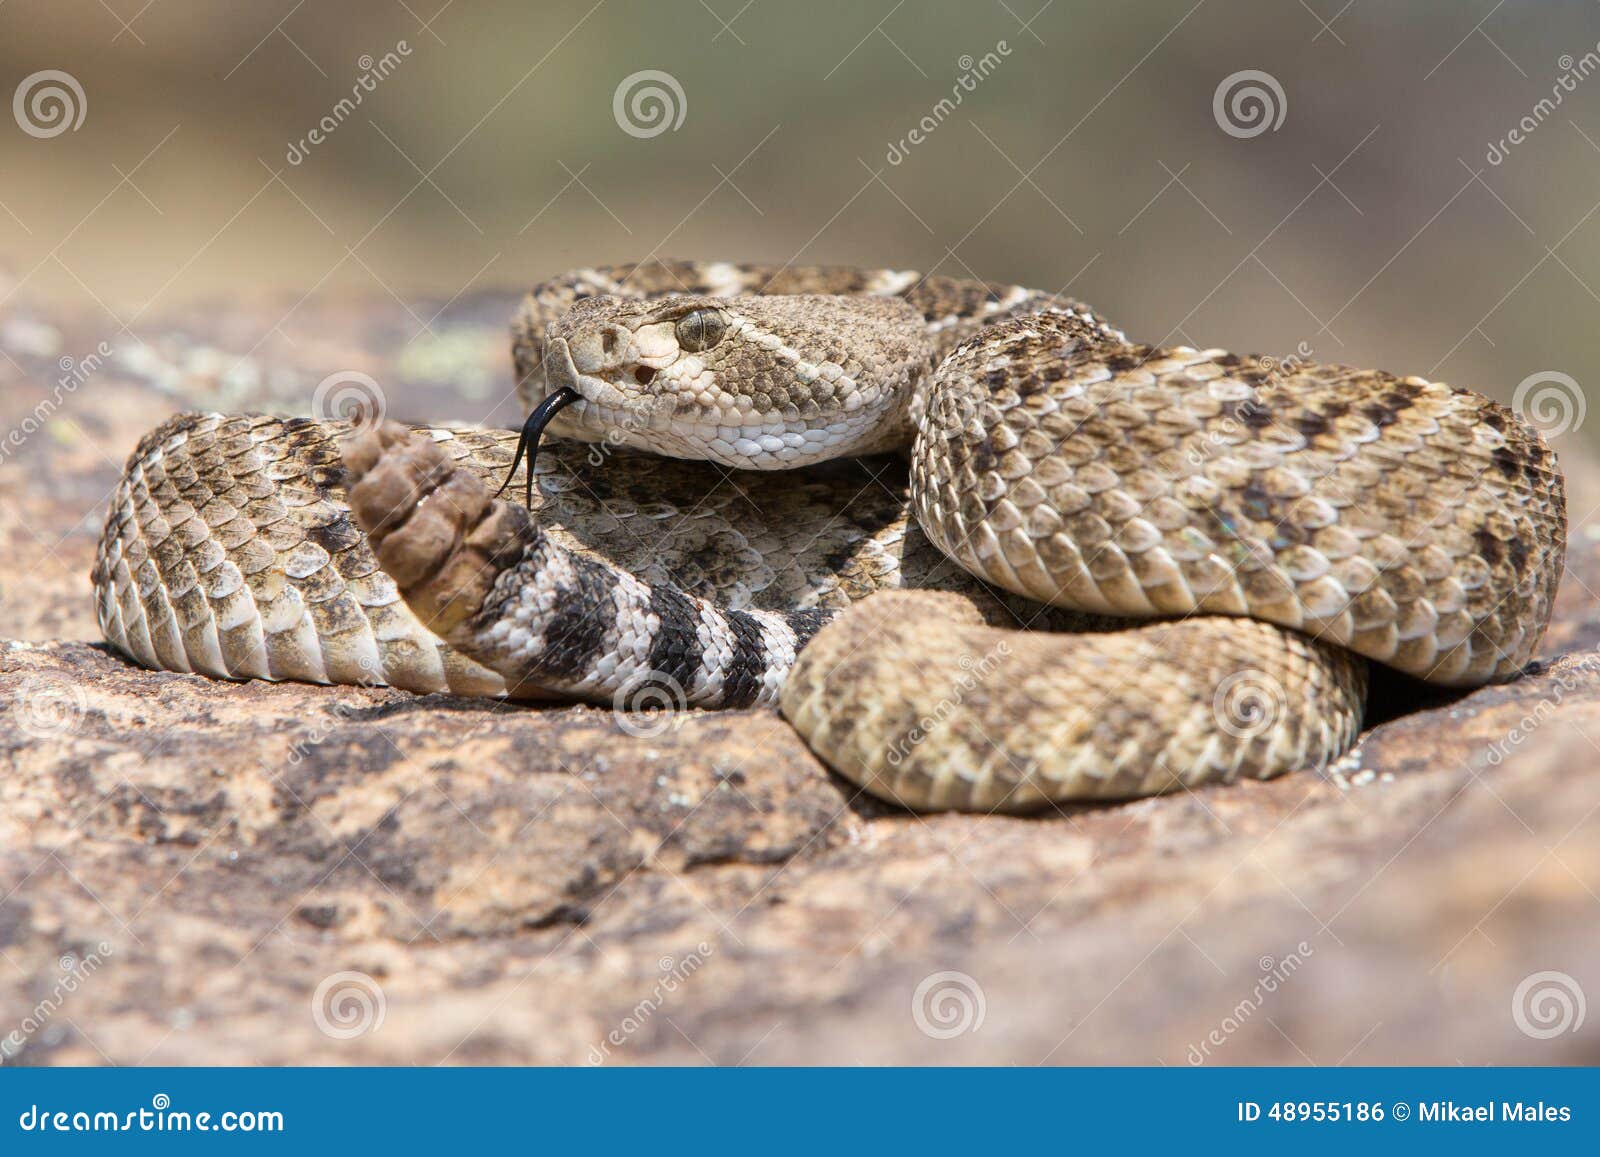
[674,308,728,353]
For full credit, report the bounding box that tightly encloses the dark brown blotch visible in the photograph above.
[1240,480,1278,522]
[1295,412,1329,437]
[1224,400,1274,429]
[1362,403,1398,429]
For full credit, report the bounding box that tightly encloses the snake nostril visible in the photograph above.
[634,365,656,387]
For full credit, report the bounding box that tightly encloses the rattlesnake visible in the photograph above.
[93,260,1567,812]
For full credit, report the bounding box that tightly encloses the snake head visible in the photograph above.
[535,292,933,469]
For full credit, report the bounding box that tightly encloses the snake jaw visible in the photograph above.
[500,335,681,507]
[533,333,684,451]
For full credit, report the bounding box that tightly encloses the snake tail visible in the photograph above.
[339,420,829,709]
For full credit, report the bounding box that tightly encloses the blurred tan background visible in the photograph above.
[2,0,1599,434]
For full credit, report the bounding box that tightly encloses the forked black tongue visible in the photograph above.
[495,386,582,509]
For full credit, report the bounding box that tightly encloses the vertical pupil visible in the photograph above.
[678,309,721,351]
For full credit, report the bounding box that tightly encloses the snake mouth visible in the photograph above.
[546,336,630,410]
[548,333,707,435]
[497,338,671,509]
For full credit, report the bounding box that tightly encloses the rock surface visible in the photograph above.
[1,289,1598,1065]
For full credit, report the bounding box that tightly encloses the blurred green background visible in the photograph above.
[3,0,1599,434]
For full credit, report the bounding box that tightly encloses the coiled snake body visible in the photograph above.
[94,261,1567,812]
